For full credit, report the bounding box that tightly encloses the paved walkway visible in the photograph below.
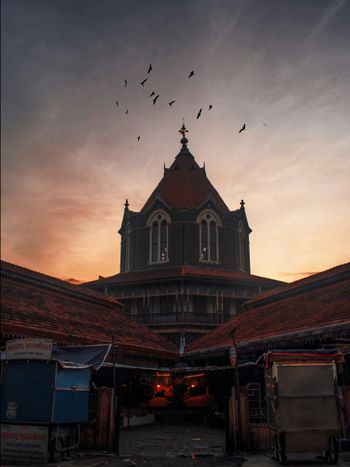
[2,423,350,466]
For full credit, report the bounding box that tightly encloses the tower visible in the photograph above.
[84,125,282,345]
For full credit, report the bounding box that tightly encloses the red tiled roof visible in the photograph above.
[245,262,350,309]
[1,261,177,359]
[1,260,123,306]
[84,265,283,288]
[141,147,230,212]
[186,267,350,354]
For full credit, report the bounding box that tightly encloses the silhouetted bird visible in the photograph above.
[149,91,155,97]
[124,80,127,87]
[196,108,202,119]
[169,100,175,106]
[116,101,119,106]
[263,122,268,126]
[125,110,129,114]
[188,71,195,79]
[208,105,212,110]
[148,64,152,74]
[137,136,140,141]
[239,124,246,133]
[141,78,148,87]
[152,95,159,105]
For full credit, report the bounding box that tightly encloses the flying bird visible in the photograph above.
[188,71,195,79]
[141,78,148,87]
[147,64,152,74]
[208,104,212,110]
[149,91,155,97]
[169,100,175,106]
[137,136,140,141]
[262,122,268,126]
[239,124,246,133]
[115,101,118,106]
[196,108,202,119]
[125,110,129,115]
[124,80,127,87]
[152,94,159,105]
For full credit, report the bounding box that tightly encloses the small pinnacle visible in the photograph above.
[124,199,129,209]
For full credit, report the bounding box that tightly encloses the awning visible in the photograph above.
[52,344,111,370]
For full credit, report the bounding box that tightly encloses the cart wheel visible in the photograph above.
[68,446,78,459]
[326,435,339,465]
[50,437,64,462]
[276,433,287,465]
[271,434,278,460]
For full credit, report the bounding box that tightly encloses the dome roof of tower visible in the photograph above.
[141,140,230,213]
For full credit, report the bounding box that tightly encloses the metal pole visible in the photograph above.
[234,345,241,449]
[112,335,120,455]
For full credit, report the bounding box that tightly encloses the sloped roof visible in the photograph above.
[1,261,177,359]
[186,263,350,355]
[141,142,230,212]
[244,262,350,309]
[84,265,284,288]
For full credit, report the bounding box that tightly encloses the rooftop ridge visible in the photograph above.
[1,260,122,309]
[245,262,350,310]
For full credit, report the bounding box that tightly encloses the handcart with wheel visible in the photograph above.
[265,349,344,465]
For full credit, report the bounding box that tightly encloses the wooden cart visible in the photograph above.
[265,350,344,465]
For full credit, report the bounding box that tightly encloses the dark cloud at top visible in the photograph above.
[1,0,350,280]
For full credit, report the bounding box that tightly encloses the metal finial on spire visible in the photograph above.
[179,121,189,146]
[124,198,129,209]
[240,199,245,209]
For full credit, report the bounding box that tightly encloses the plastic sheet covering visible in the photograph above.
[52,344,111,370]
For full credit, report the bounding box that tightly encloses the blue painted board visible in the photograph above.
[52,367,90,422]
[0,361,54,423]
[55,367,90,390]
[1,362,91,424]
[52,391,89,422]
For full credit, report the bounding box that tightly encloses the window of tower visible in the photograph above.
[200,220,208,260]
[148,211,170,264]
[125,224,131,272]
[238,222,245,272]
[198,211,220,263]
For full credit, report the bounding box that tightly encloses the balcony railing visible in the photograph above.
[128,312,231,325]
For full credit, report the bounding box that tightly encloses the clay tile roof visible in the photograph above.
[245,262,350,309]
[186,263,350,354]
[1,261,177,359]
[141,146,230,212]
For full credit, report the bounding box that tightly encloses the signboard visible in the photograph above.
[1,424,49,463]
[5,339,53,360]
[229,346,237,367]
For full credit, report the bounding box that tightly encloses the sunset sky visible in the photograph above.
[1,0,350,283]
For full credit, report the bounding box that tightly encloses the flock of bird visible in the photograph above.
[115,64,265,142]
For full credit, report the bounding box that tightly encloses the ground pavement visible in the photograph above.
[2,424,350,467]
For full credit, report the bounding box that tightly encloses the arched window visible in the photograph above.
[238,222,245,271]
[197,211,220,263]
[148,211,170,263]
[124,224,131,271]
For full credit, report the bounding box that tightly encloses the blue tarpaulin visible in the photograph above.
[52,344,111,370]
